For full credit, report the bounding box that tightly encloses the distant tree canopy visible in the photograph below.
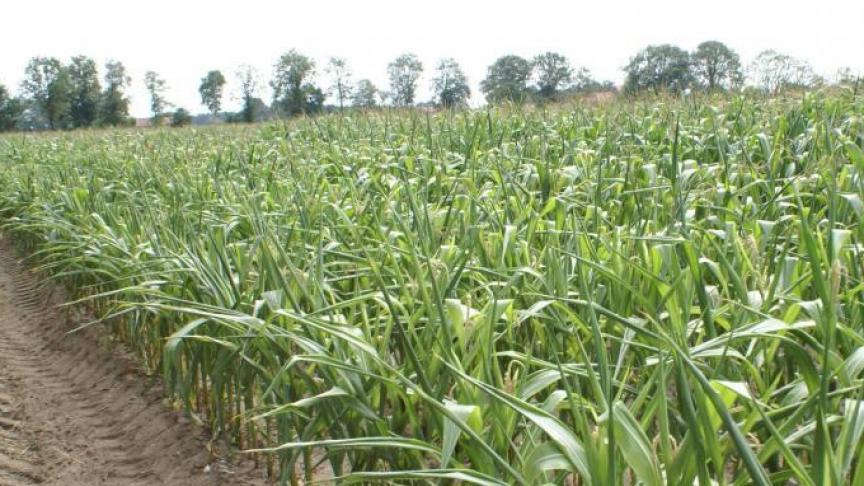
[477,51,613,105]
[235,65,260,123]
[533,52,573,99]
[144,71,170,121]
[0,83,23,132]
[198,70,226,116]
[0,42,840,132]
[388,54,423,106]
[98,60,132,127]
[225,97,271,124]
[623,44,693,94]
[749,50,821,94]
[481,55,533,103]
[834,67,860,86]
[305,87,326,114]
[171,107,192,127]
[326,57,352,111]
[271,50,322,116]
[67,55,101,128]
[692,41,742,90]
[21,57,71,129]
[352,79,379,108]
[570,67,615,94]
[432,58,470,107]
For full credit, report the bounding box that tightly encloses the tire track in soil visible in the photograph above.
[0,240,264,485]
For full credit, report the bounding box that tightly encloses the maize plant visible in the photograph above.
[1,92,864,485]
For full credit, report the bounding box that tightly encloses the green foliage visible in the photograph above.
[533,51,572,99]
[692,41,742,90]
[0,84,23,132]
[15,57,130,130]
[271,50,321,116]
[387,53,423,106]
[225,97,271,124]
[199,70,226,116]
[352,79,379,108]
[98,60,132,127]
[432,58,470,107]
[67,55,101,128]
[170,107,192,127]
[21,56,72,129]
[305,86,326,113]
[623,44,693,94]
[481,55,533,103]
[235,65,260,123]
[3,93,864,485]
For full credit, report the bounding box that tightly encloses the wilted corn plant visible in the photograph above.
[1,91,864,485]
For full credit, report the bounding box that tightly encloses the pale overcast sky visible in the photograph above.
[1,0,862,117]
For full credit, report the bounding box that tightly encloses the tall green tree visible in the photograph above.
[21,56,71,129]
[271,50,320,116]
[144,71,170,122]
[480,55,533,103]
[387,53,423,106]
[326,57,352,111]
[98,60,131,126]
[352,79,379,108]
[67,55,101,128]
[431,58,470,107]
[0,83,23,132]
[533,51,572,99]
[236,64,260,123]
[691,41,742,90]
[198,70,226,116]
[623,44,693,94]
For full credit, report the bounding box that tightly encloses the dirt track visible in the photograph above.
[0,240,261,485]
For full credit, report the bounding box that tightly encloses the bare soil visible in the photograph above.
[0,238,264,485]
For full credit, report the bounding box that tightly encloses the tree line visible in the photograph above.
[0,41,859,132]
[620,42,844,94]
[0,57,133,131]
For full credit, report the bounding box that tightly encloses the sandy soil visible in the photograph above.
[0,239,264,485]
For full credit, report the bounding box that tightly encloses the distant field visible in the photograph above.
[1,93,864,484]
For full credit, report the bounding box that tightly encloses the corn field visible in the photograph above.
[1,93,864,485]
